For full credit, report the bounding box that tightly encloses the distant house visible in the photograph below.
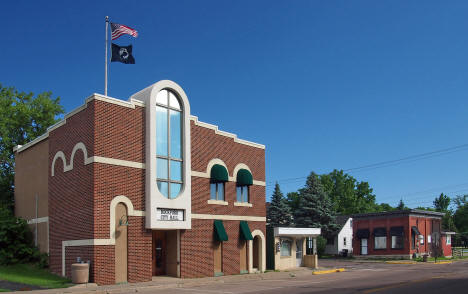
[324,216,353,256]
[352,209,454,259]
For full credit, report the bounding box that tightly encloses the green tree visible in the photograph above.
[294,172,339,237]
[0,84,64,209]
[376,203,395,212]
[433,193,450,212]
[267,183,292,227]
[433,193,456,232]
[286,191,301,212]
[454,195,468,233]
[396,199,407,210]
[319,169,377,214]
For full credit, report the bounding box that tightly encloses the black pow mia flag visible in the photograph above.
[111,43,135,64]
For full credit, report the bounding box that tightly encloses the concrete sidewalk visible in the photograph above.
[20,267,322,294]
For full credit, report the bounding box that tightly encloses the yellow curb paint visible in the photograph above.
[434,261,452,264]
[385,261,416,264]
[312,268,345,275]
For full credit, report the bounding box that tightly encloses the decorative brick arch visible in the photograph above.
[51,151,67,176]
[233,163,252,180]
[249,229,266,273]
[206,158,229,175]
[51,142,91,176]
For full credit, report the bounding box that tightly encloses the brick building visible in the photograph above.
[352,210,454,259]
[14,80,266,285]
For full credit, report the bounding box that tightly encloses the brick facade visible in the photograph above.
[352,210,449,258]
[17,85,266,285]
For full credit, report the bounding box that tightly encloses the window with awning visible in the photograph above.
[214,220,228,242]
[210,164,228,201]
[236,169,253,203]
[373,228,387,249]
[239,221,253,240]
[411,226,421,235]
[211,164,229,182]
[390,227,404,249]
[356,229,370,239]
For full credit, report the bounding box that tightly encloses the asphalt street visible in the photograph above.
[134,260,468,294]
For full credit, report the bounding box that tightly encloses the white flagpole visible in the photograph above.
[105,16,109,96]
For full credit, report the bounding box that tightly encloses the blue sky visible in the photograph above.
[2,1,468,208]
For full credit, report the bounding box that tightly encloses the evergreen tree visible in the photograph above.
[267,183,292,227]
[397,199,407,210]
[294,172,339,237]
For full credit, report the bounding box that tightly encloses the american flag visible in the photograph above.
[110,22,138,40]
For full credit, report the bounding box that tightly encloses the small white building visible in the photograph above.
[325,216,353,256]
[267,227,321,270]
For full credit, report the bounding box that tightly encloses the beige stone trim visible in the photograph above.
[19,94,144,153]
[91,156,145,169]
[52,142,146,176]
[191,171,209,178]
[14,133,49,153]
[234,202,253,207]
[207,199,229,206]
[27,216,49,224]
[253,180,266,186]
[192,214,265,222]
[61,195,145,276]
[190,116,265,149]
[191,159,265,186]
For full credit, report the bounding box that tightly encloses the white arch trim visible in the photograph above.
[61,195,145,276]
[205,158,228,175]
[249,229,266,273]
[51,151,67,176]
[190,160,265,186]
[52,142,145,177]
[232,163,251,182]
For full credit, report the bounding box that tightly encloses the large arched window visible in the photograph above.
[156,89,183,199]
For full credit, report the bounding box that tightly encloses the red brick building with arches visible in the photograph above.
[14,80,266,285]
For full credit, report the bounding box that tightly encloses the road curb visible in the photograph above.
[312,268,345,275]
[385,261,417,264]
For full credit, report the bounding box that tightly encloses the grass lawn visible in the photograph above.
[0,264,71,289]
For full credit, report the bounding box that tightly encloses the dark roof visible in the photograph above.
[335,215,351,228]
[352,209,445,219]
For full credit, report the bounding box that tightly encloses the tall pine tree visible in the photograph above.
[267,183,292,227]
[294,172,338,237]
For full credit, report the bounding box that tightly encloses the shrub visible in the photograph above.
[0,206,44,265]
[317,236,327,257]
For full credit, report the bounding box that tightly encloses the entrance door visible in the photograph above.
[296,239,303,267]
[239,240,248,273]
[152,231,166,276]
[115,203,128,283]
[214,241,222,274]
[361,238,368,255]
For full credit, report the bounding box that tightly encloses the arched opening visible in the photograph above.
[115,203,128,283]
[253,236,261,270]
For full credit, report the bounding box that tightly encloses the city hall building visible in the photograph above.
[14,80,266,285]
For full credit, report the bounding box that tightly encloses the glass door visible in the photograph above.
[361,238,368,255]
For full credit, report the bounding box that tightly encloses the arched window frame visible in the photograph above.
[155,89,184,199]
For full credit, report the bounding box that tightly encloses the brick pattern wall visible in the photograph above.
[353,215,443,256]
[92,102,151,284]
[180,219,265,278]
[48,101,95,277]
[47,97,266,284]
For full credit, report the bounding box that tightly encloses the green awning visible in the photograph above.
[237,169,253,186]
[214,220,228,241]
[211,164,229,182]
[239,221,253,240]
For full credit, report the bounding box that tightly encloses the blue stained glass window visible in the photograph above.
[170,110,182,159]
[170,160,182,181]
[156,106,168,156]
[156,89,184,199]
